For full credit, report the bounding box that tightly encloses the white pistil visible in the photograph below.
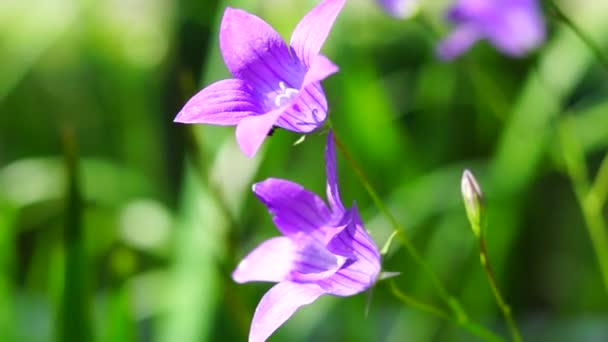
[274,81,299,107]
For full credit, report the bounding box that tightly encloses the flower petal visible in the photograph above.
[288,235,344,281]
[325,130,344,213]
[249,282,325,342]
[322,256,379,296]
[220,8,303,94]
[482,1,545,56]
[253,178,332,238]
[235,109,283,157]
[289,0,346,66]
[301,55,339,88]
[446,0,491,23]
[436,25,481,60]
[325,206,377,262]
[321,205,380,296]
[274,82,328,133]
[174,79,261,124]
[233,236,344,284]
[232,237,295,283]
[377,0,420,19]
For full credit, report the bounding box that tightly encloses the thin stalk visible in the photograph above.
[578,203,608,290]
[579,187,608,293]
[462,169,522,341]
[57,125,93,342]
[589,153,608,209]
[327,123,468,321]
[388,280,450,320]
[549,1,608,72]
[389,281,504,342]
[0,201,16,342]
[478,237,522,342]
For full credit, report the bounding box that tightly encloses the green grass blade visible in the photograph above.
[0,199,17,341]
[55,127,93,342]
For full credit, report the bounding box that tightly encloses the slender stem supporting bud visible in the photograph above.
[328,122,467,319]
[326,121,500,338]
[460,169,522,342]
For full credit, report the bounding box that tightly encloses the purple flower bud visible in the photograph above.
[461,169,483,237]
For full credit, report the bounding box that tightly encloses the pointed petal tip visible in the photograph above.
[301,55,339,88]
[251,180,264,196]
[249,282,325,342]
[231,262,267,284]
[251,178,281,191]
[231,269,246,284]
[235,110,283,158]
[244,150,256,159]
[290,0,347,64]
[251,178,278,200]
[221,6,251,25]
[252,179,278,200]
[236,128,263,158]
[222,6,239,17]
[173,110,190,123]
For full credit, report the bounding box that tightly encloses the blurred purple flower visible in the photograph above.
[232,131,381,342]
[437,0,545,60]
[174,0,345,157]
[377,0,419,18]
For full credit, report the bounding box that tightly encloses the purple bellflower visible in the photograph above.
[174,0,346,157]
[437,0,545,60]
[378,0,420,19]
[232,131,381,342]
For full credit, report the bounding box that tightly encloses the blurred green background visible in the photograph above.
[1,0,608,341]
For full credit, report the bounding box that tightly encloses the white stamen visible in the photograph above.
[274,81,299,107]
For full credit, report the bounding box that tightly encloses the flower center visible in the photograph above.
[274,81,299,107]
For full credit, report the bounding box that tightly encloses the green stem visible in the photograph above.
[327,122,468,321]
[559,120,608,293]
[549,1,608,72]
[580,184,608,293]
[388,281,451,321]
[389,281,504,342]
[0,200,16,342]
[478,235,522,342]
[58,125,93,342]
[589,153,608,209]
